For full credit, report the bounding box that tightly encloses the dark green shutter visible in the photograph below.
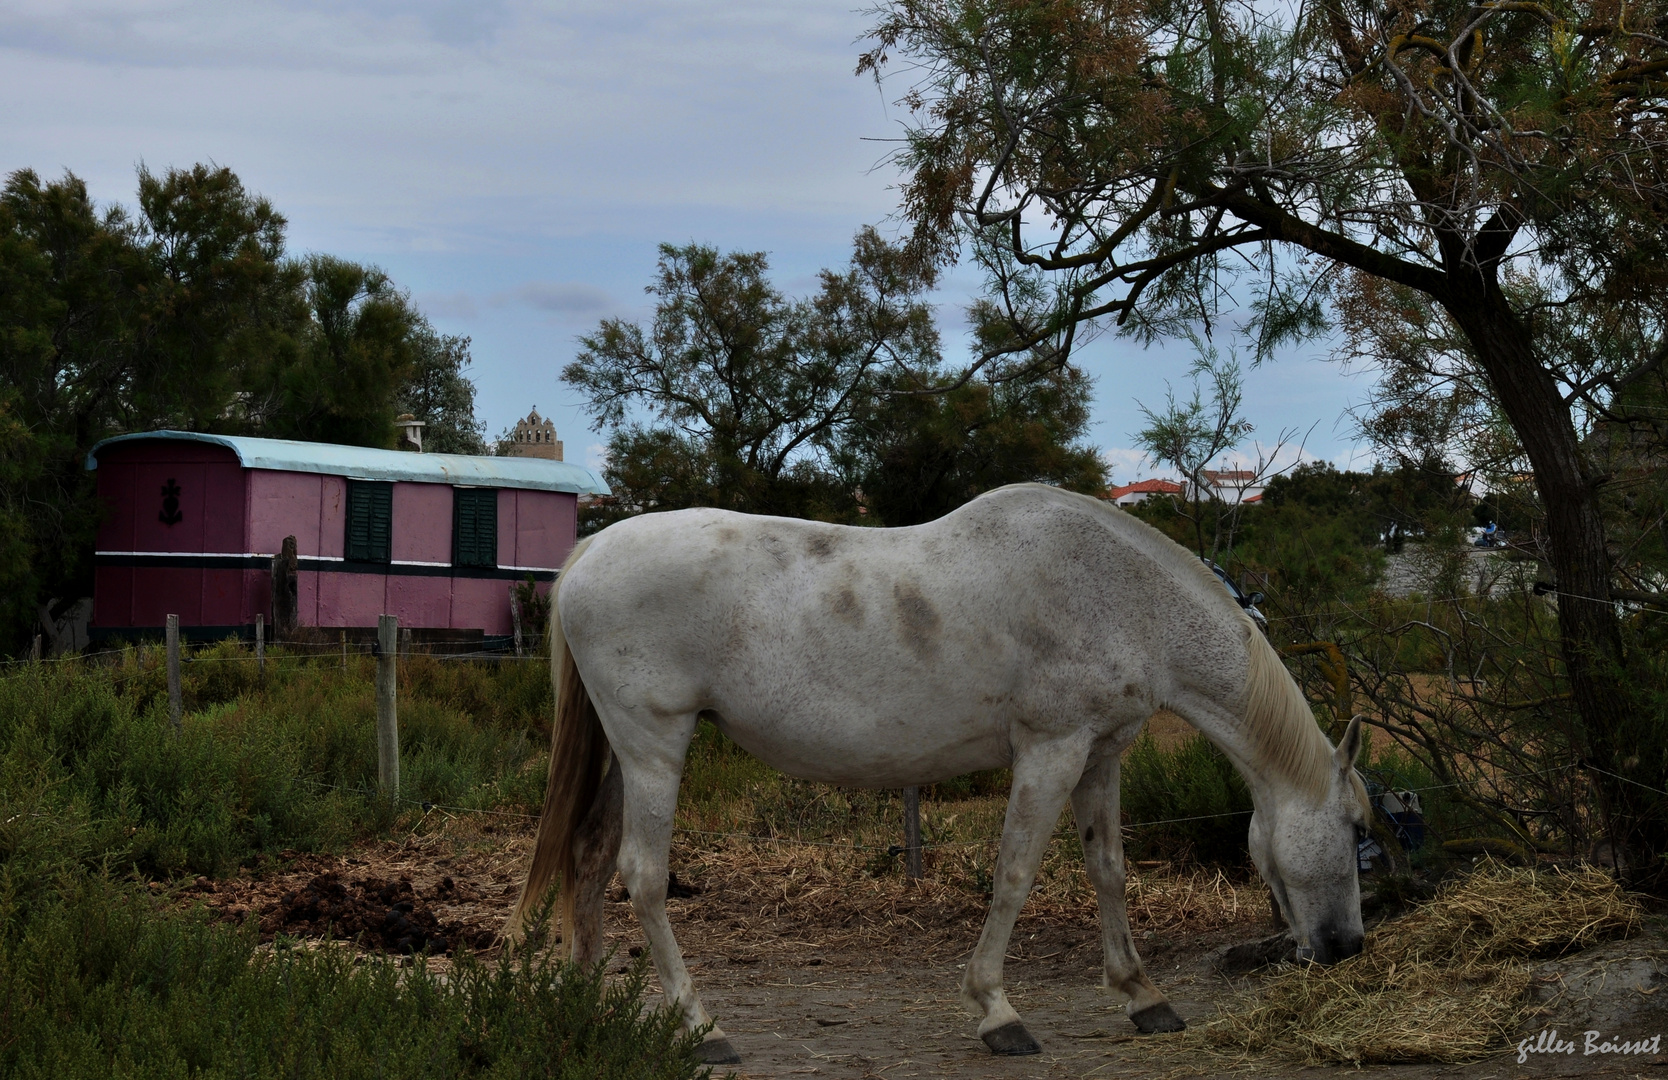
[345,481,393,563]
[453,489,498,568]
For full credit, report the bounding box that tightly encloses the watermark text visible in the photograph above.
[1517,1029,1661,1064]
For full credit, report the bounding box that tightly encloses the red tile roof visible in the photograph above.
[1107,479,1184,499]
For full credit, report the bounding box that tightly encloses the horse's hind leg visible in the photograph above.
[961,737,1088,1055]
[1069,750,1185,1033]
[611,718,740,1065]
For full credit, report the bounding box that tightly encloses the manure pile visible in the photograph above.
[254,871,498,954]
[1208,864,1645,1064]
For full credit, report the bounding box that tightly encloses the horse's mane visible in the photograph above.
[1006,485,1338,802]
[1240,625,1337,802]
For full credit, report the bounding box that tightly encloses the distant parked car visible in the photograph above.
[1205,559,1269,633]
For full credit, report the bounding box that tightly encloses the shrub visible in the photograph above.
[0,877,709,1080]
[1120,732,1255,866]
[0,647,548,883]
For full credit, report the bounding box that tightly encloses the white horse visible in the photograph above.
[505,484,1370,1064]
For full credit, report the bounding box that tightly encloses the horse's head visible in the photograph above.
[1247,715,1370,964]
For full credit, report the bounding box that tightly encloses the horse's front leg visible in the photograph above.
[961,737,1088,1055]
[1069,750,1186,1033]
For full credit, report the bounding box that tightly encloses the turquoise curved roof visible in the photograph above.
[87,430,610,496]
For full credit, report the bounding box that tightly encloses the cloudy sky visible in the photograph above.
[2,0,1375,481]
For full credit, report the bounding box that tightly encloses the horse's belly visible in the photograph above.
[705,703,1011,789]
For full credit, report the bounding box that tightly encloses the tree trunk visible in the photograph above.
[1443,283,1661,889]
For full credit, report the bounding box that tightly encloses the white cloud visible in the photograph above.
[1100,446,1157,486]
[1208,439,1326,478]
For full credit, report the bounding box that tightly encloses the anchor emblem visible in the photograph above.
[158,478,183,526]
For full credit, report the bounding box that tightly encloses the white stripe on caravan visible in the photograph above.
[95,551,346,561]
[96,551,557,572]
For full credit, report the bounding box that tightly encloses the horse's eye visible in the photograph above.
[1353,824,1369,844]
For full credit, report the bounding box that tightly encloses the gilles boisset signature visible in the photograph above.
[1517,1029,1662,1063]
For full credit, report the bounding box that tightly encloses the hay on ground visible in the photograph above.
[1207,863,1644,1064]
[661,835,1264,959]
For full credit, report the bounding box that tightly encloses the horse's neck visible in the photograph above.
[1168,691,1330,807]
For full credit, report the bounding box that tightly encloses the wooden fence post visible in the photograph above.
[902,786,923,879]
[509,585,524,657]
[30,633,41,663]
[376,614,399,801]
[166,614,182,734]
[340,630,348,671]
[271,535,299,639]
[400,626,412,659]
[255,614,265,678]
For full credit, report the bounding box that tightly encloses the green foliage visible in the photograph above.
[1120,732,1255,866]
[0,877,706,1080]
[252,255,419,449]
[0,646,550,886]
[0,647,702,1080]
[512,575,553,649]
[1606,624,1668,874]
[1131,347,1259,559]
[568,228,1104,531]
[568,229,939,525]
[1128,459,1505,622]
[850,364,1106,526]
[398,325,487,454]
[0,393,41,654]
[677,719,779,825]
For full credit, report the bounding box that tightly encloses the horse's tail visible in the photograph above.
[502,536,608,953]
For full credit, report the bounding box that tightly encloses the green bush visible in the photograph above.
[0,877,708,1080]
[0,646,549,884]
[0,649,710,1080]
[678,719,777,824]
[1120,732,1255,866]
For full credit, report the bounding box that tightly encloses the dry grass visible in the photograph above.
[1206,863,1645,1064]
[661,829,1266,965]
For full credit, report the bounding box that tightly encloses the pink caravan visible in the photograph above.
[85,431,609,646]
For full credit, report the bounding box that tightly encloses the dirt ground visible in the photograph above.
[190,817,1668,1080]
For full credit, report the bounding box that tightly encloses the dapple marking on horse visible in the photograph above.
[504,484,1371,1065]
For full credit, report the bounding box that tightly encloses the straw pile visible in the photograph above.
[1207,864,1644,1064]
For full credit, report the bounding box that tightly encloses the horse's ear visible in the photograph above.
[1334,714,1366,769]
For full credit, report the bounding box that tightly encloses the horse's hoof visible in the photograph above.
[694,1037,742,1064]
[981,1021,1042,1055]
[1130,1002,1187,1033]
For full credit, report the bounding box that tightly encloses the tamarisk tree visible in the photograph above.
[861,0,1668,882]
